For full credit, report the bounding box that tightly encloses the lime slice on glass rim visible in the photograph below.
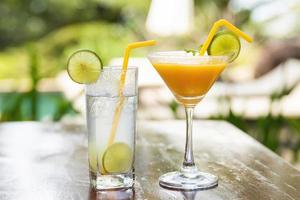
[207,31,241,63]
[67,50,103,84]
[102,142,133,174]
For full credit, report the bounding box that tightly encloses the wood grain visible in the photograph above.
[0,121,298,200]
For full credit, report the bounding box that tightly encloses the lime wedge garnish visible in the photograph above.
[207,31,241,63]
[102,142,133,174]
[67,50,103,84]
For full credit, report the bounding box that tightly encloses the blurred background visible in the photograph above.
[0,0,300,168]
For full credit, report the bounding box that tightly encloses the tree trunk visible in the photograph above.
[254,38,300,78]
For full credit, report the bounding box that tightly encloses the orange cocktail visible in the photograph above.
[147,19,252,191]
[148,51,228,190]
[153,62,226,105]
[149,51,227,106]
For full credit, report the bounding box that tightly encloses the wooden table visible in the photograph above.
[0,121,299,200]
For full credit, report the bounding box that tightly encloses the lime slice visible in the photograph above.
[102,142,133,174]
[67,50,103,84]
[207,31,241,63]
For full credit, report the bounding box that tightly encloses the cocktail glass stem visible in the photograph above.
[181,106,199,178]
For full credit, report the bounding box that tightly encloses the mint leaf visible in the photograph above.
[184,48,198,56]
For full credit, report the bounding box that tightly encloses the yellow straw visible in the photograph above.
[119,40,156,95]
[108,40,156,145]
[199,19,253,56]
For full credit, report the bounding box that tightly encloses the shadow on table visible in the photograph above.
[88,187,222,200]
[89,188,134,200]
[160,188,223,200]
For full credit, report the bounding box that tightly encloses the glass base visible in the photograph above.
[90,172,134,190]
[159,170,218,191]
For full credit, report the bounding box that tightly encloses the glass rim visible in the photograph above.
[102,65,138,71]
[148,50,228,62]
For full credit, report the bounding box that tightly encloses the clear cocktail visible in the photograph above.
[66,41,155,190]
[86,66,138,190]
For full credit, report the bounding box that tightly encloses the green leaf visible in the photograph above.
[184,48,198,56]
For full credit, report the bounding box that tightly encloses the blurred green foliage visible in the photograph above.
[0,0,150,49]
[0,22,139,79]
[0,92,77,121]
[213,84,300,162]
[0,0,151,121]
[0,0,261,81]
[0,45,77,121]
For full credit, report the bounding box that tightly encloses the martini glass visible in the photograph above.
[148,51,228,190]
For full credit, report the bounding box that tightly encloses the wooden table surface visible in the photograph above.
[0,121,299,200]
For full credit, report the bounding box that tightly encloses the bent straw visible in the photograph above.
[108,40,156,146]
[199,19,253,56]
